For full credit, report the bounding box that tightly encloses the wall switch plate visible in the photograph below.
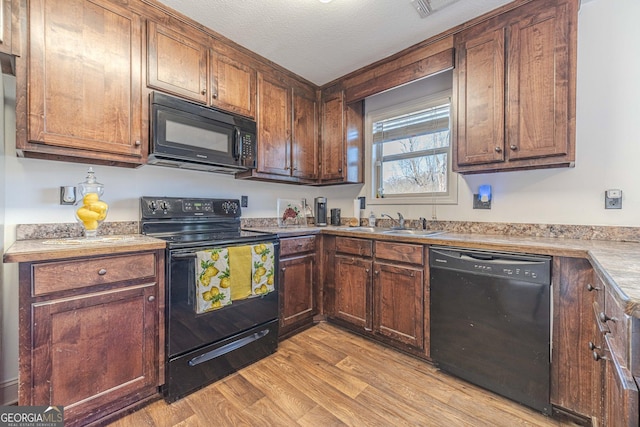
[605,189,622,209]
[241,195,248,207]
[473,195,491,209]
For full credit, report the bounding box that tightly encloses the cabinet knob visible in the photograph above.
[588,341,600,351]
[509,144,518,151]
[212,91,218,99]
[134,140,141,147]
[599,312,616,323]
[338,168,343,173]
[281,267,286,272]
[365,268,370,273]
[98,268,107,276]
[201,89,207,95]
[148,295,155,302]
[495,146,502,153]
[374,270,379,275]
[586,283,600,292]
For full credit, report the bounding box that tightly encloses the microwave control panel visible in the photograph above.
[240,132,256,168]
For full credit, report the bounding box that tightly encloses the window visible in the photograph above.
[366,92,457,204]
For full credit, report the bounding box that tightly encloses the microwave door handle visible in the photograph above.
[233,127,241,161]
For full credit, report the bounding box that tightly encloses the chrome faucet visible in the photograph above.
[381,212,406,229]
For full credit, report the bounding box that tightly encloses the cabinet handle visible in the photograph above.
[592,351,608,362]
[134,140,141,147]
[365,268,370,273]
[212,91,218,99]
[338,168,343,173]
[201,89,207,95]
[495,146,502,153]
[374,270,379,275]
[586,283,600,292]
[98,268,107,276]
[599,312,616,323]
[588,341,600,351]
[509,144,518,151]
[148,295,155,302]
[281,267,286,272]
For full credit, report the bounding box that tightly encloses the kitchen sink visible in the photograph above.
[347,226,378,232]
[382,229,446,236]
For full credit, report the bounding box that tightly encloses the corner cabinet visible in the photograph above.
[18,0,145,167]
[15,249,165,427]
[453,0,578,174]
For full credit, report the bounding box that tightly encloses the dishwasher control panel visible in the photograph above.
[429,247,551,285]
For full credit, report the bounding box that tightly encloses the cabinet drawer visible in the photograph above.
[32,253,157,296]
[335,237,373,257]
[375,241,423,265]
[280,236,316,257]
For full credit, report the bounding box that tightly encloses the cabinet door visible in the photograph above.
[505,0,570,160]
[373,262,424,349]
[550,258,604,419]
[257,72,291,176]
[291,87,318,179]
[210,49,256,118]
[280,253,316,333]
[604,337,639,427]
[27,0,143,161]
[320,90,345,181]
[334,254,372,330]
[29,283,158,423]
[454,27,505,166]
[147,21,208,104]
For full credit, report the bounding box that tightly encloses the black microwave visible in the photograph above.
[148,92,257,174]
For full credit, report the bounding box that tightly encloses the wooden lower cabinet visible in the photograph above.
[372,261,424,349]
[279,236,318,337]
[18,250,164,427]
[330,237,425,353]
[334,254,372,331]
[603,335,639,427]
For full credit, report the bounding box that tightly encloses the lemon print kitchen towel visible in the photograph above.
[196,248,231,313]
[252,243,275,296]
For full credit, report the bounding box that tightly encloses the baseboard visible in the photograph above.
[0,378,18,405]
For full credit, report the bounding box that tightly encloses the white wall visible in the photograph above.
[1,0,638,403]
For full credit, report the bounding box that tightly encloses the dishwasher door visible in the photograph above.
[429,247,552,415]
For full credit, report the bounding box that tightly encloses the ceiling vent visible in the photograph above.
[411,0,461,18]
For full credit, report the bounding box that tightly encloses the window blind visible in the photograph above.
[372,102,450,144]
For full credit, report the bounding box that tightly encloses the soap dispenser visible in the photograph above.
[368,211,376,227]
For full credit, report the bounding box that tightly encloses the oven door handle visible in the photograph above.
[188,328,271,367]
[171,252,198,260]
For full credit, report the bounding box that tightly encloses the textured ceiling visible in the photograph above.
[159,0,513,86]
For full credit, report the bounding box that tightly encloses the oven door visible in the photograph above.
[167,240,280,358]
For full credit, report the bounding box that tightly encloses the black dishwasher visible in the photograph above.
[429,247,552,415]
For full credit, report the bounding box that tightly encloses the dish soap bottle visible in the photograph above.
[368,211,376,227]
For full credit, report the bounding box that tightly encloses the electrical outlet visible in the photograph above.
[241,195,248,207]
[473,195,491,209]
[605,189,622,209]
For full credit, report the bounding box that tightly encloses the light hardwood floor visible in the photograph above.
[109,323,578,426]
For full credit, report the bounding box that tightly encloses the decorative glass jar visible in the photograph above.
[75,168,109,238]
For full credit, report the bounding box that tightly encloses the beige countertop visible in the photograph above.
[2,234,167,263]
[249,225,640,318]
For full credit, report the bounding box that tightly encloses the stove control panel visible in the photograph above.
[140,197,241,218]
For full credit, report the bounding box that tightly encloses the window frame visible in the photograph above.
[364,90,458,205]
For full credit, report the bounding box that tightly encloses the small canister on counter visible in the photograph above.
[330,208,341,226]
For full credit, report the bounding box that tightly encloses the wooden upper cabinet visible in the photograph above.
[256,72,291,176]
[23,0,144,165]
[210,48,256,118]
[147,21,256,118]
[292,86,318,180]
[320,90,345,181]
[453,0,577,174]
[147,21,208,104]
